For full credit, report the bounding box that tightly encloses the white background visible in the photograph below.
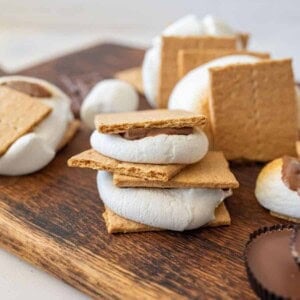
[0,1,299,299]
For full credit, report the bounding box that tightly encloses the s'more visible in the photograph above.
[68,109,239,234]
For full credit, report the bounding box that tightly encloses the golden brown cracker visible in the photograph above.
[209,59,297,161]
[113,151,239,188]
[177,49,270,79]
[95,109,206,134]
[56,119,81,151]
[158,36,237,108]
[270,211,300,223]
[0,86,52,156]
[103,202,231,234]
[67,149,185,181]
[115,67,143,94]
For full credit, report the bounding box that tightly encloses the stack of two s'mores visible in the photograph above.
[68,109,239,234]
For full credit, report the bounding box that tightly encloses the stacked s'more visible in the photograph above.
[68,109,239,233]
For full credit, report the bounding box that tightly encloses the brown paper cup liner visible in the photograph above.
[244,224,296,300]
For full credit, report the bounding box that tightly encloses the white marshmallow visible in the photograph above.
[97,171,232,231]
[255,159,300,219]
[90,129,208,164]
[142,14,239,107]
[80,79,139,129]
[169,55,260,112]
[0,76,73,176]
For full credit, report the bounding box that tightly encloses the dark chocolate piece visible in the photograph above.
[245,225,300,299]
[1,81,52,98]
[282,156,300,196]
[122,127,193,140]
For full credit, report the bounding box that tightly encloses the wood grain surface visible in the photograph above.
[0,44,290,299]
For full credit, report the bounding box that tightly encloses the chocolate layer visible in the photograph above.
[122,127,193,140]
[282,156,300,196]
[246,227,300,298]
[1,81,52,98]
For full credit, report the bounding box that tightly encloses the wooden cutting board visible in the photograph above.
[0,44,290,299]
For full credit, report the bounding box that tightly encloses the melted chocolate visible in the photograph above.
[282,156,300,196]
[122,127,193,140]
[1,81,52,98]
[246,228,300,298]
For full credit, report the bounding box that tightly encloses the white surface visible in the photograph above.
[0,248,88,300]
[0,0,300,298]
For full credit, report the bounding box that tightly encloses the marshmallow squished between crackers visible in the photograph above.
[0,76,78,175]
[142,14,245,108]
[80,79,139,129]
[255,157,300,222]
[91,109,208,164]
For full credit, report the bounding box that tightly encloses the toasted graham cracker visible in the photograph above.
[103,202,231,234]
[56,119,81,151]
[209,59,298,161]
[177,49,270,79]
[95,109,206,134]
[68,149,185,181]
[0,86,52,156]
[158,36,237,108]
[270,211,300,223]
[115,67,143,94]
[113,151,239,188]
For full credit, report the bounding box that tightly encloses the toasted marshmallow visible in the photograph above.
[255,158,300,219]
[0,76,74,175]
[97,171,232,231]
[80,79,139,129]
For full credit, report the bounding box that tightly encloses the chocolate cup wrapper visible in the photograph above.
[244,224,296,300]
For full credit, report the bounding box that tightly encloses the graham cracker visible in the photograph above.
[56,119,81,151]
[177,49,270,79]
[115,67,143,94]
[103,202,231,234]
[270,211,300,223]
[209,58,298,161]
[95,109,206,134]
[0,86,52,156]
[67,149,185,181]
[113,151,239,189]
[158,36,237,108]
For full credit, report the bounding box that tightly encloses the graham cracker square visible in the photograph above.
[209,59,297,161]
[67,149,185,181]
[113,151,239,189]
[0,86,52,156]
[94,109,206,134]
[115,67,143,94]
[103,202,231,234]
[177,49,270,79]
[158,36,237,108]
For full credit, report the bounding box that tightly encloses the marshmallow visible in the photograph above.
[142,14,239,107]
[0,76,74,175]
[255,158,300,219]
[97,171,232,231]
[90,129,209,164]
[169,55,260,112]
[80,79,139,129]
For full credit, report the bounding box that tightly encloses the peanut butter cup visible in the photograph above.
[245,225,300,300]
